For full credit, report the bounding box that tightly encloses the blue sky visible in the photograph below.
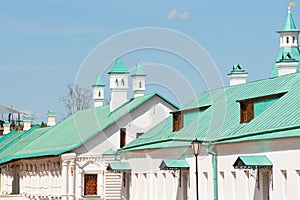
[0,0,296,123]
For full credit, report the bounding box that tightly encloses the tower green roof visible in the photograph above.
[108,58,129,74]
[131,61,146,76]
[93,75,105,87]
[227,64,248,75]
[279,6,297,31]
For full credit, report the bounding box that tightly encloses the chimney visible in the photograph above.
[3,121,10,134]
[227,64,248,86]
[23,116,32,131]
[47,110,56,126]
[276,52,298,76]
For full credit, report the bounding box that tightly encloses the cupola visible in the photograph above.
[131,61,146,98]
[108,58,129,112]
[227,64,248,86]
[92,75,105,107]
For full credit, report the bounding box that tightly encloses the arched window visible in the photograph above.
[121,79,125,86]
[139,81,142,88]
[115,79,118,86]
[98,91,101,97]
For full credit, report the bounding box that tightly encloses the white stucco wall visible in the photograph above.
[74,96,175,156]
[122,136,300,200]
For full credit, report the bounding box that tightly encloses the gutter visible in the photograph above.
[206,143,218,200]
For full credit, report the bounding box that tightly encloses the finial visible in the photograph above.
[289,2,296,13]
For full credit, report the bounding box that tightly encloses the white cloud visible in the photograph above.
[166,9,190,21]
[167,9,178,20]
[178,11,190,20]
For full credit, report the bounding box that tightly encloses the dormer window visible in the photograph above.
[237,92,286,123]
[173,112,183,132]
[240,102,254,123]
[172,105,210,132]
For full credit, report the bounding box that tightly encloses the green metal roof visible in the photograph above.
[107,162,131,171]
[108,58,129,74]
[131,61,146,76]
[281,7,297,31]
[233,155,272,167]
[23,116,32,120]
[0,93,177,164]
[159,159,189,170]
[122,73,300,151]
[93,75,105,86]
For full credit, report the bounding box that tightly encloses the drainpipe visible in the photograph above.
[206,143,218,200]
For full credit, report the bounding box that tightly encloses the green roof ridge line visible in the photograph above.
[131,60,146,76]
[0,130,18,144]
[0,126,40,153]
[108,58,129,74]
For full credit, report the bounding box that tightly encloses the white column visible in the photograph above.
[61,161,68,200]
[68,160,76,200]
[76,168,83,199]
[61,153,77,200]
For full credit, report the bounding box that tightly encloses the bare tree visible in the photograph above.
[60,84,92,116]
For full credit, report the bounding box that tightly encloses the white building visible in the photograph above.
[119,5,300,200]
[0,59,178,200]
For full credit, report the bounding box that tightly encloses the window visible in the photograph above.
[84,174,97,195]
[240,102,254,123]
[115,79,118,86]
[172,112,183,132]
[121,79,125,86]
[237,92,286,123]
[293,37,296,44]
[286,37,289,44]
[139,81,142,88]
[98,91,101,97]
[120,128,126,148]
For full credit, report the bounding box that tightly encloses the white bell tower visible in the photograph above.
[109,58,129,112]
[92,76,105,107]
[270,3,300,78]
[277,5,300,48]
[131,61,146,98]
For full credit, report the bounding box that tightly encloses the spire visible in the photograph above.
[131,60,146,76]
[282,3,297,31]
[109,58,129,74]
[93,75,105,87]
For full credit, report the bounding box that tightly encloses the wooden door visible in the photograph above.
[84,174,97,195]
